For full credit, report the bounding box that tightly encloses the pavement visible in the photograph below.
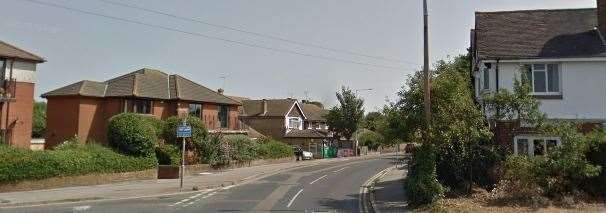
[0,153,402,212]
[370,156,409,213]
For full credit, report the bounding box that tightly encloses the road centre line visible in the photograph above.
[309,175,328,185]
[332,166,348,173]
[286,189,304,208]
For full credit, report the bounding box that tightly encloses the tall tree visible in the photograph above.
[32,102,47,138]
[326,87,364,142]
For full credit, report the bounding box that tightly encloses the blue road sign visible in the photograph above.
[177,125,192,138]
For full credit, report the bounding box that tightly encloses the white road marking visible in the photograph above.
[169,198,190,206]
[309,175,327,185]
[286,189,304,208]
[72,205,91,211]
[223,185,234,190]
[189,193,202,199]
[332,166,348,173]
[198,172,213,175]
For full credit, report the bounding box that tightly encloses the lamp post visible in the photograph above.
[355,88,373,156]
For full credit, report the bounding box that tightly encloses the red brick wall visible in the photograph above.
[1,82,36,148]
[45,97,80,148]
[203,103,218,129]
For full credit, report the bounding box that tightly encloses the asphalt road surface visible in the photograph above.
[4,155,398,213]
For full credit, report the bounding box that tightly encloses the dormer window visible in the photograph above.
[288,117,301,130]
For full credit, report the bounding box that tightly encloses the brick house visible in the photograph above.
[471,0,606,156]
[240,99,330,151]
[0,40,45,149]
[42,68,241,148]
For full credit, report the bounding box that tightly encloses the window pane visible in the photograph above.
[533,64,546,71]
[189,104,202,117]
[289,118,300,129]
[548,64,559,92]
[218,105,229,128]
[516,139,529,156]
[546,140,558,153]
[483,68,489,89]
[533,71,547,92]
[534,139,545,156]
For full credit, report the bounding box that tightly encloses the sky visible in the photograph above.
[0,0,597,111]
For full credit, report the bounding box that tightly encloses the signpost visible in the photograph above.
[177,121,192,191]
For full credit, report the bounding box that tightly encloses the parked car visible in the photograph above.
[302,151,313,160]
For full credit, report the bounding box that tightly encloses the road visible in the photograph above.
[4,155,399,213]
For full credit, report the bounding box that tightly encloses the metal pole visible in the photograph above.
[423,0,432,144]
[180,136,185,191]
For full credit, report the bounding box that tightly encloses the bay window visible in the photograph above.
[514,136,561,156]
[522,64,561,95]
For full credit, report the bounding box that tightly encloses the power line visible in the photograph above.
[97,0,420,66]
[23,0,414,71]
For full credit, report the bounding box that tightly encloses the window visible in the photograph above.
[124,99,152,114]
[522,64,561,95]
[288,117,301,130]
[514,136,561,156]
[218,105,229,128]
[482,65,490,90]
[189,103,202,118]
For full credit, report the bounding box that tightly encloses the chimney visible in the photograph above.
[217,88,224,94]
[599,0,606,33]
[262,99,268,115]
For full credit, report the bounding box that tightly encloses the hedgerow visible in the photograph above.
[107,113,157,157]
[0,142,156,183]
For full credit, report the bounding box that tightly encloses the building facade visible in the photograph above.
[471,0,606,155]
[43,68,241,148]
[0,41,45,149]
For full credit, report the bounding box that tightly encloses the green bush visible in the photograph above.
[256,138,294,159]
[0,144,157,183]
[224,135,257,164]
[359,130,382,151]
[405,144,444,206]
[196,134,229,167]
[155,144,181,166]
[162,116,208,145]
[142,116,165,138]
[471,145,505,189]
[107,113,157,157]
[32,102,47,138]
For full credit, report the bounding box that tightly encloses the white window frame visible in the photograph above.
[513,135,561,156]
[523,63,562,96]
[287,117,302,130]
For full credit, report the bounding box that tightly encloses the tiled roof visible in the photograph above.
[301,103,328,121]
[242,99,298,117]
[42,68,240,105]
[0,40,45,63]
[474,8,606,60]
[284,129,327,138]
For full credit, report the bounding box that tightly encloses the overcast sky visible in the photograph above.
[0,0,596,111]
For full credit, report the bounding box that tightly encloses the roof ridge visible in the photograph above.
[0,40,45,62]
[476,7,595,14]
[172,74,231,99]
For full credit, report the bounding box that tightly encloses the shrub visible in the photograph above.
[196,134,229,167]
[32,102,47,138]
[0,144,157,183]
[162,116,208,145]
[405,144,444,206]
[107,113,157,157]
[471,145,505,189]
[142,116,165,138]
[155,144,181,166]
[359,130,382,151]
[224,135,257,164]
[582,129,606,196]
[256,138,294,159]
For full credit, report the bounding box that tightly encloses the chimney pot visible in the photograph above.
[217,88,224,94]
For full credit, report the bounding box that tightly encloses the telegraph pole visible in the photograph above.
[423,0,432,144]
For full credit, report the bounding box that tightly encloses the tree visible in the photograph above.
[362,111,382,131]
[32,102,47,138]
[326,87,365,142]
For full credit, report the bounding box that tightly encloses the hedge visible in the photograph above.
[256,138,294,159]
[107,113,157,157]
[0,143,157,183]
[224,135,258,164]
[162,116,208,145]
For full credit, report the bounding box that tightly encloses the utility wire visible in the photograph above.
[97,0,419,66]
[23,0,414,71]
